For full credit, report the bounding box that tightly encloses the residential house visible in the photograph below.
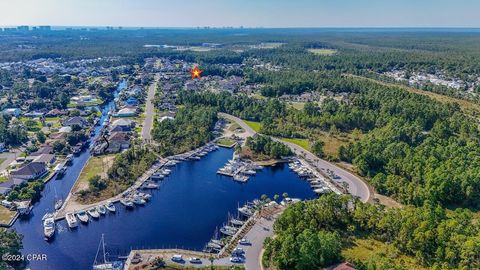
[106,132,130,153]
[111,118,134,128]
[32,154,56,166]
[24,111,45,118]
[114,108,137,117]
[30,145,54,156]
[46,109,67,117]
[63,116,87,128]
[58,126,72,133]
[10,162,48,181]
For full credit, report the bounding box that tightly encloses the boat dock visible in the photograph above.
[216,154,262,183]
[288,157,343,195]
[54,140,221,222]
[123,201,290,270]
[54,159,166,221]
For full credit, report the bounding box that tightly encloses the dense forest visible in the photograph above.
[151,105,218,155]
[264,194,480,270]
[2,29,480,269]
[179,74,480,209]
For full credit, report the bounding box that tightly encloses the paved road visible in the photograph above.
[0,152,17,172]
[219,113,371,203]
[141,74,159,141]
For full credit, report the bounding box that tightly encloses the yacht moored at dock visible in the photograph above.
[77,211,89,223]
[96,205,107,215]
[43,217,55,240]
[120,199,134,208]
[105,201,116,212]
[87,208,100,219]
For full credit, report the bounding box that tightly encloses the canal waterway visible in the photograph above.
[12,81,315,270]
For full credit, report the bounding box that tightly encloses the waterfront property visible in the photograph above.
[13,147,315,270]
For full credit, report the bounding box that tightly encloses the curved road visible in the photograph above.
[219,113,371,203]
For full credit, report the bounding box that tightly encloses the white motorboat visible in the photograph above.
[230,218,244,226]
[120,199,134,208]
[238,206,253,217]
[54,199,63,211]
[42,212,54,221]
[87,208,100,219]
[207,241,222,249]
[220,226,236,236]
[150,173,164,181]
[77,211,89,223]
[66,212,78,228]
[96,205,107,215]
[137,192,152,200]
[141,181,159,189]
[233,175,249,183]
[243,169,256,175]
[211,239,224,247]
[105,201,116,212]
[132,196,146,205]
[43,217,55,240]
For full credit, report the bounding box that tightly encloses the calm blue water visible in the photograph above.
[12,81,315,270]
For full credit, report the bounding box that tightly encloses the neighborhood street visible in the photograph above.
[141,74,159,142]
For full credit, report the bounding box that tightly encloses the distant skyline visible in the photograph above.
[1,0,480,28]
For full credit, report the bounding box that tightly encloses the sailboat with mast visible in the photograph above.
[93,234,123,270]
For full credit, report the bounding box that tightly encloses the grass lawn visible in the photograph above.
[227,123,243,132]
[74,154,116,192]
[308,48,337,55]
[342,238,426,270]
[288,102,306,110]
[0,174,8,184]
[217,137,236,147]
[244,120,262,132]
[0,158,6,165]
[67,99,103,108]
[45,117,62,129]
[0,205,16,225]
[20,117,43,132]
[281,138,311,151]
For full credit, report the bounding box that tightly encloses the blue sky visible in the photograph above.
[0,0,479,27]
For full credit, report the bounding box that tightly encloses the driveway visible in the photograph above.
[0,152,17,172]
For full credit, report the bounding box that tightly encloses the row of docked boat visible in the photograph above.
[289,160,332,195]
[66,201,116,228]
[170,143,218,162]
[217,157,263,183]
[119,191,152,209]
[204,201,256,254]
